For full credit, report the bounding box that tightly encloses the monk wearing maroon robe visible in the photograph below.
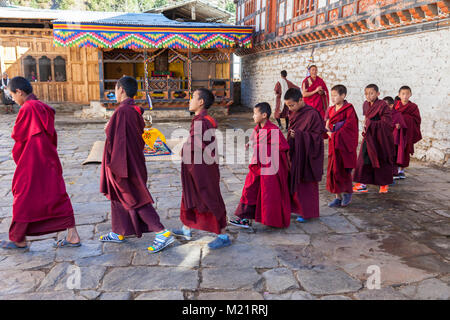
[301,65,329,119]
[173,88,230,250]
[394,86,422,178]
[383,96,408,177]
[100,76,174,253]
[1,76,80,250]
[325,85,359,208]
[353,84,394,193]
[230,102,291,229]
[284,88,325,222]
[274,70,299,129]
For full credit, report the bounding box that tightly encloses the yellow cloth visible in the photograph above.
[142,128,166,150]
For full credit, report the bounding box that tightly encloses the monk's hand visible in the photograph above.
[245,143,249,150]
[289,129,295,138]
[395,123,401,129]
[104,121,109,130]
[327,131,332,138]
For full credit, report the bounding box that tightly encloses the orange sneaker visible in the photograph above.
[379,185,389,193]
[353,183,368,193]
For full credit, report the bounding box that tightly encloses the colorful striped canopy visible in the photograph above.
[53,21,253,49]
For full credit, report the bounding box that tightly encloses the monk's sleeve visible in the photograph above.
[412,105,422,144]
[334,109,359,155]
[106,112,128,178]
[274,82,281,97]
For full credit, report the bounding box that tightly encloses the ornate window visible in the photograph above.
[54,56,67,82]
[39,56,52,82]
[23,56,37,82]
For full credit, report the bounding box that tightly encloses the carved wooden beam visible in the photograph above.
[385,12,400,25]
[357,20,369,31]
[348,22,361,32]
[421,4,439,18]
[380,15,391,28]
[436,1,450,14]
[397,10,412,23]
[409,7,425,20]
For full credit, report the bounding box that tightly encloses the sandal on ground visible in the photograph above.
[1,240,28,250]
[53,237,81,248]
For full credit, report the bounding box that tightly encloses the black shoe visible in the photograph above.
[229,218,252,229]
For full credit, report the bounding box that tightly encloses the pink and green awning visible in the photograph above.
[53,20,253,49]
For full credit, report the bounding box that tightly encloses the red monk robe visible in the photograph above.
[394,100,422,168]
[180,109,227,234]
[391,108,408,175]
[302,76,329,119]
[288,105,325,219]
[9,94,75,242]
[100,97,165,237]
[325,101,359,194]
[274,79,299,119]
[353,99,394,186]
[235,120,291,228]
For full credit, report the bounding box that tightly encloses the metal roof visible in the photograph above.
[146,0,232,23]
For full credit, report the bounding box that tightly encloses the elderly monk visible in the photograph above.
[1,76,80,250]
[301,65,329,119]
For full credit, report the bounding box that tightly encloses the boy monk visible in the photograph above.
[172,88,230,249]
[383,96,408,179]
[325,85,359,207]
[99,76,174,253]
[1,76,80,250]
[274,70,299,130]
[353,84,394,193]
[394,86,422,179]
[285,88,325,222]
[230,102,291,229]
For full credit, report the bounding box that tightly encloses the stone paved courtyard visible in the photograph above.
[0,112,449,300]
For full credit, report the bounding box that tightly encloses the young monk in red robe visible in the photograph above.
[172,88,230,249]
[301,65,329,119]
[274,70,299,130]
[285,88,325,222]
[383,96,408,178]
[230,102,291,229]
[353,84,394,194]
[99,76,174,253]
[325,85,359,208]
[1,76,80,250]
[394,86,422,179]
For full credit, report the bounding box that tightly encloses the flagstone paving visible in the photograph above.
[0,112,449,300]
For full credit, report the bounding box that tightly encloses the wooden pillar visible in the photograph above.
[229,52,233,100]
[83,48,89,103]
[98,50,104,101]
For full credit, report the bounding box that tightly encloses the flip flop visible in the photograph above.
[1,240,28,250]
[53,237,81,248]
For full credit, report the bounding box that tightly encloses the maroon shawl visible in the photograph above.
[395,100,422,156]
[326,101,359,170]
[302,76,329,119]
[274,79,299,119]
[361,99,394,168]
[288,105,325,195]
[181,109,226,219]
[100,98,153,210]
[11,94,73,223]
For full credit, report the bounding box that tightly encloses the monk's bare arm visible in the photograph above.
[301,82,319,98]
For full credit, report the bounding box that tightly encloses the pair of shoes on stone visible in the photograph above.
[229,218,252,229]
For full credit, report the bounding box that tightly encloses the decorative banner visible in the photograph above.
[53,23,253,49]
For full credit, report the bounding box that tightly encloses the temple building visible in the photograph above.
[235,0,450,165]
[0,2,252,113]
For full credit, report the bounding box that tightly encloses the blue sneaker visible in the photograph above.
[296,216,307,223]
[328,198,342,207]
[341,193,352,207]
[208,235,231,250]
[172,227,192,241]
